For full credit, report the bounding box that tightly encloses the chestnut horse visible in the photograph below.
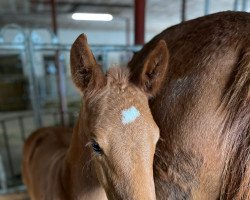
[23,11,250,200]
[129,11,250,199]
[22,34,169,199]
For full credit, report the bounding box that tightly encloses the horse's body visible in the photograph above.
[23,11,250,200]
[130,11,250,199]
[22,126,107,200]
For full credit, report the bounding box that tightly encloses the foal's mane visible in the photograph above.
[220,44,250,199]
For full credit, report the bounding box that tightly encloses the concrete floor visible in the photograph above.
[0,192,29,200]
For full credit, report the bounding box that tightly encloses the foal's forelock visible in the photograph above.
[86,67,134,106]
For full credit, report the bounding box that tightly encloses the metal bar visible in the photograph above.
[1,121,14,177]
[33,44,71,51]
[0,44,25,50]
[51,0,68,126]
[134,0,145,45]
[23,0,30,14]
[181,0,186,22]
[242,0,248,11]
[26,31,42,128]
[32,43,142,51]
[204,0,211,15]
[56,52,68,126]
[8,0,17,13]
[125,18,131,46]
[51,0,58,36]
[0,184,26,195]
[53,113,57,124]
[18,117,26,141]
[102,50,109,72]
[0,155,7,193]
[234,0,240,10]
[0,112,33,123]
[31,1,132,8]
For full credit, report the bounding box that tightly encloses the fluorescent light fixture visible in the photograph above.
[72,13,113,21]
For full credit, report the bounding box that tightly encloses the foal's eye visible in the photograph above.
[91,140,103,155]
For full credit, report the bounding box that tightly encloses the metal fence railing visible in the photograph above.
[0,110,79,194]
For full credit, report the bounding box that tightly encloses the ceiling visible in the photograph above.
[0,0,248,35]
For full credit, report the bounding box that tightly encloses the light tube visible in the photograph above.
[72,13,113,21]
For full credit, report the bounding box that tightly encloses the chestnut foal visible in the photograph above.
[22,34,169,200]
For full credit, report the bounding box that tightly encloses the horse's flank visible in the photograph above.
[22,127,72,199]
[129,11,250,199]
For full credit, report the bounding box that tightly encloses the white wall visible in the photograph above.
[58,28,157,45]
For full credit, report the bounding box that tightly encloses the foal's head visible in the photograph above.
[70,34,169,200]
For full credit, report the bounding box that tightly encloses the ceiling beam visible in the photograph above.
[30,1,132,8]
[30,1,132,13]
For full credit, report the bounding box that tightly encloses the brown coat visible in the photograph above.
[23,11,250,200]
[129,11,250,199]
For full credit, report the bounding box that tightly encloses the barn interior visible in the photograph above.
[0,0,248,199]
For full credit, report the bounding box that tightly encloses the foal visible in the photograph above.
[22,34,169,200]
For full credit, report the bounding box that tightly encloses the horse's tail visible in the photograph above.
[220,42,250,199]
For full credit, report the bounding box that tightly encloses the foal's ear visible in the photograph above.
[70,34,105,94]
[135,40,169,97]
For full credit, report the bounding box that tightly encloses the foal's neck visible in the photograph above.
[62,108,106,199]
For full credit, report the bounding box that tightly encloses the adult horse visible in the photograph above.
[129,11,250,199]
[22,34,168,199]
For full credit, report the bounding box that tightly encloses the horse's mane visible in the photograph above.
[220,43,250,199]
